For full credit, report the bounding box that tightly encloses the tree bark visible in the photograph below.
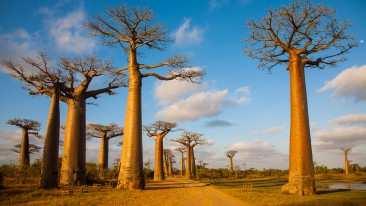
[190,147,196,179]
[40,90,60,188]
[180,152,185,177]
[168,159,173,176]
[282,55,315,195]
[117,48,145,189]
[154,136,164,181]
[98,134,109,171]
[185,145,191,179]
[60,98,87,186]
[229,158,233,171]
[344,152,349,175]
[19,128,30,183]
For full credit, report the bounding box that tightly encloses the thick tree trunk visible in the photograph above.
[154,136,164,181]
[60,98,87,186]
[180,152,185,177]
[185,145,191,179]
[168,159,173,176]
[190,147,196,179]
[40,91,60,188]
[282,55,315,195]
[98,135,109,173]
[164,153,169,176]
[344,153,349,175]
[229,158,233,171]
[19,128,30,183]
[117,49,145,189]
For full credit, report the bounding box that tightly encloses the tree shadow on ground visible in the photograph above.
[316,189,351,195]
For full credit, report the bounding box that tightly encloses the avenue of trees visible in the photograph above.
[0,0,362,196]
[85,5,205,189]
[244,0,357,195]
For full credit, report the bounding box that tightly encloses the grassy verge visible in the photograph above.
[207,176,366,206]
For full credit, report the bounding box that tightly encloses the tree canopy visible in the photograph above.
[244,0,358,70]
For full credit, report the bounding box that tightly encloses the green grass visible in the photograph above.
[207,176,366,206]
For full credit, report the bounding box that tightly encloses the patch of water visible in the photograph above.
[328,183,366,190]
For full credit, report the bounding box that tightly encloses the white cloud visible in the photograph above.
[48,8,95,54]
[0,28,35,64]
[329,114,366,125]
[313,126,366,150]
[318,65,366,102]
[360,40,364,43]
[156,88,250,122]
[154,69,208,105]
[250,125,285,135]
[235,86,250,95]
[172,18,204,47]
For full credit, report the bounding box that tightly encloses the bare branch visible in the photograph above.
[243,0,358,71]
[86,123,124,140]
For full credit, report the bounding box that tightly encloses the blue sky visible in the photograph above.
[0,0,365,170]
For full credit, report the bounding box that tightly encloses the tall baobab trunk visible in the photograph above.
[168,159,173,176]
[344,152,350,175]
[118,48,145,189]
[19,128,30,182]
[180,152,185,177]
[98,135,109,172]
[185,145,191,179]
[154,136,164,181]
[40,90,60,188]
[60,98,87,185]
[164,154,169,177]
[229,158,233,171]
[190,147,196,179]
[285,55,315,195]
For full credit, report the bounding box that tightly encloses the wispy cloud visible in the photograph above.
[250,125,286,135]
[0,28,36,67]
[208,0,230,11]
[318,65,366,102]
[329,114,366,125]
[47,8,95,54]
[172,18,204,47]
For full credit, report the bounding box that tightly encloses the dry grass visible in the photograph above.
[210,176,366,206]
[1,176,365,206]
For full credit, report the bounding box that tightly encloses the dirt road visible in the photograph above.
[101,178,247,206]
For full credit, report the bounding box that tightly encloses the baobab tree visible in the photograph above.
[7,118,41,183]
[163,149,173,177]
[85,5,205,189]
[172,131,206,179]
[59,56,125,186]
[143,121,177,181]
[86,123,123,177]
[225,150,238,172]
[244,0,357,195]
[1,53,68,188]
[340,148,352,175]
[174,147,186,177]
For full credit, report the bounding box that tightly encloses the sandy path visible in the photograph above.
[101,178,248,206]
